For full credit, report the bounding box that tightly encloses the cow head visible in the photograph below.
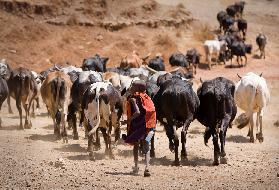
[0,59,11,80]
[82,87,97,110]
[245,44,252,54]
[82,54,109,72]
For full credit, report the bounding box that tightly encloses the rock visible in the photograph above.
[96,34,103,41]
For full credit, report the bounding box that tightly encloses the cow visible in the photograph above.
[153,77,199,165]
[67,71,103,140]
[226,5,237,18]
[169,52,189,68]
[186,48,201,74]
[82,54,109,72]
[256,34,267,59]
[30,71,43,117]
[229,41,252,67]
[148,55,165,71]
[217,11,228,32]
[8,67,38,129]
[197,77,237,165]
[120,51,150,70]
[221,14,234,34]
[234,72,270,143]
[204,40,227,69]
[234,1,246,17]
[237,18,247,40]
[82,81,123,160]
[0,77,9,128]
[40,71,72,141]
[0,59,12,113]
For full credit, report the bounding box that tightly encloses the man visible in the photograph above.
[123,80,156,177]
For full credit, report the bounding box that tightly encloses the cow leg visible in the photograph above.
[181,117,192,161]
[36,97,40,109]
[68,104,78,140]
[173,125,180,166]
[54,112,61,139]
[31,101,35,118]
[256,110,264,143]
[244,55,247,66]
[248,113,255,143]
[165,125,174,152]
[23,103,31,129]
[219,114,231,164]
[212,129,220,166]
[61,113,68,143]
[7,95,13,114]
[150,134,155,158]
[16,97,23,129]
[94,128,101,151]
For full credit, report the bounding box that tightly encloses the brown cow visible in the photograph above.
[41,71,72,142]
[8,67,38,129]
[120,51,150,70]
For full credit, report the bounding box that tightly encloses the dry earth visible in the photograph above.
[0,0,279,189]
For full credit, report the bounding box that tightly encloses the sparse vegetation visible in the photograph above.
[193,23,215,42]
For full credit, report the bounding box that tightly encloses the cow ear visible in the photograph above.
[121,87,127,96]
[102,57,109,64]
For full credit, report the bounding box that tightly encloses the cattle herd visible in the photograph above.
[0,1,271,167]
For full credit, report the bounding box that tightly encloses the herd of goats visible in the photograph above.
[0,1,271,166]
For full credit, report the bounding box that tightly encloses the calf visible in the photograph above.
[68,71,103,139]
[235,72,270,143]
[82,54,109,72]
[8,67,38,129]
[153,77,199,165]
[120,51,150,70]
[169,52,189,68]
[217,11,228,32]
[234,1,246,17]
[256,34,267,59]
[186,48,201,74]
[82,82,123,160]
[197,77,237,165]
[148,55,165,71]
[204,40,227,69]
[30,71,43,117]
[237,18,247,40]
[229,41,252,67]
[0,77,9,127]
[41,71,72,141]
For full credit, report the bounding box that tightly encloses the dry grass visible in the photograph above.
[193,23,214,42]
[154,34,175,47]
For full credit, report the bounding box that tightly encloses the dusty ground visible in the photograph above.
[0,0,279,189]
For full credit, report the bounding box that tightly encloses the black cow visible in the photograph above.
[237,18,247,40]
[82,54,109,72]
[8,67,38,129]
[0,59,12,113]
[67,71,103,139]
[0,77,9,127]
[169,53,189,68]
[148,56,165,71]
[221,14,234,34]
[197,77,237,165]
[217,11,228,32]
[229,41,252,67]
[256,34,267,59]
[226,5,237,18]
[153,77,199,165]
[186,48,200,74]
[234,1,246,17]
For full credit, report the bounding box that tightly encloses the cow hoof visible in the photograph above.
[73,134,79,140]
[24,123,31,129]
[256,133,264,143]
[63,137,68,143]
[173,160,180,166]
[249,137,255,143]
[89,152,95,161]
[212,160,219,166]
[220,157,228,164]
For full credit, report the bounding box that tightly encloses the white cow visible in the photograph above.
[83,81,123,160]
[204,40,227,69]
[31,71,43,116]
[234,72,270,143]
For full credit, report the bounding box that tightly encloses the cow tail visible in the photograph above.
[55,77,62,107]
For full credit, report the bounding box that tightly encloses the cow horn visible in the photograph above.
[142,53,151,62]
[259,72,263,77]
[144,65,158,74]
[200,77,203,83]
[237,73,242,79]
[54,64,62,71]
[169,67,181,73]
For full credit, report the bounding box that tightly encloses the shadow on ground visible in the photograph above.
[226,135,250,143]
